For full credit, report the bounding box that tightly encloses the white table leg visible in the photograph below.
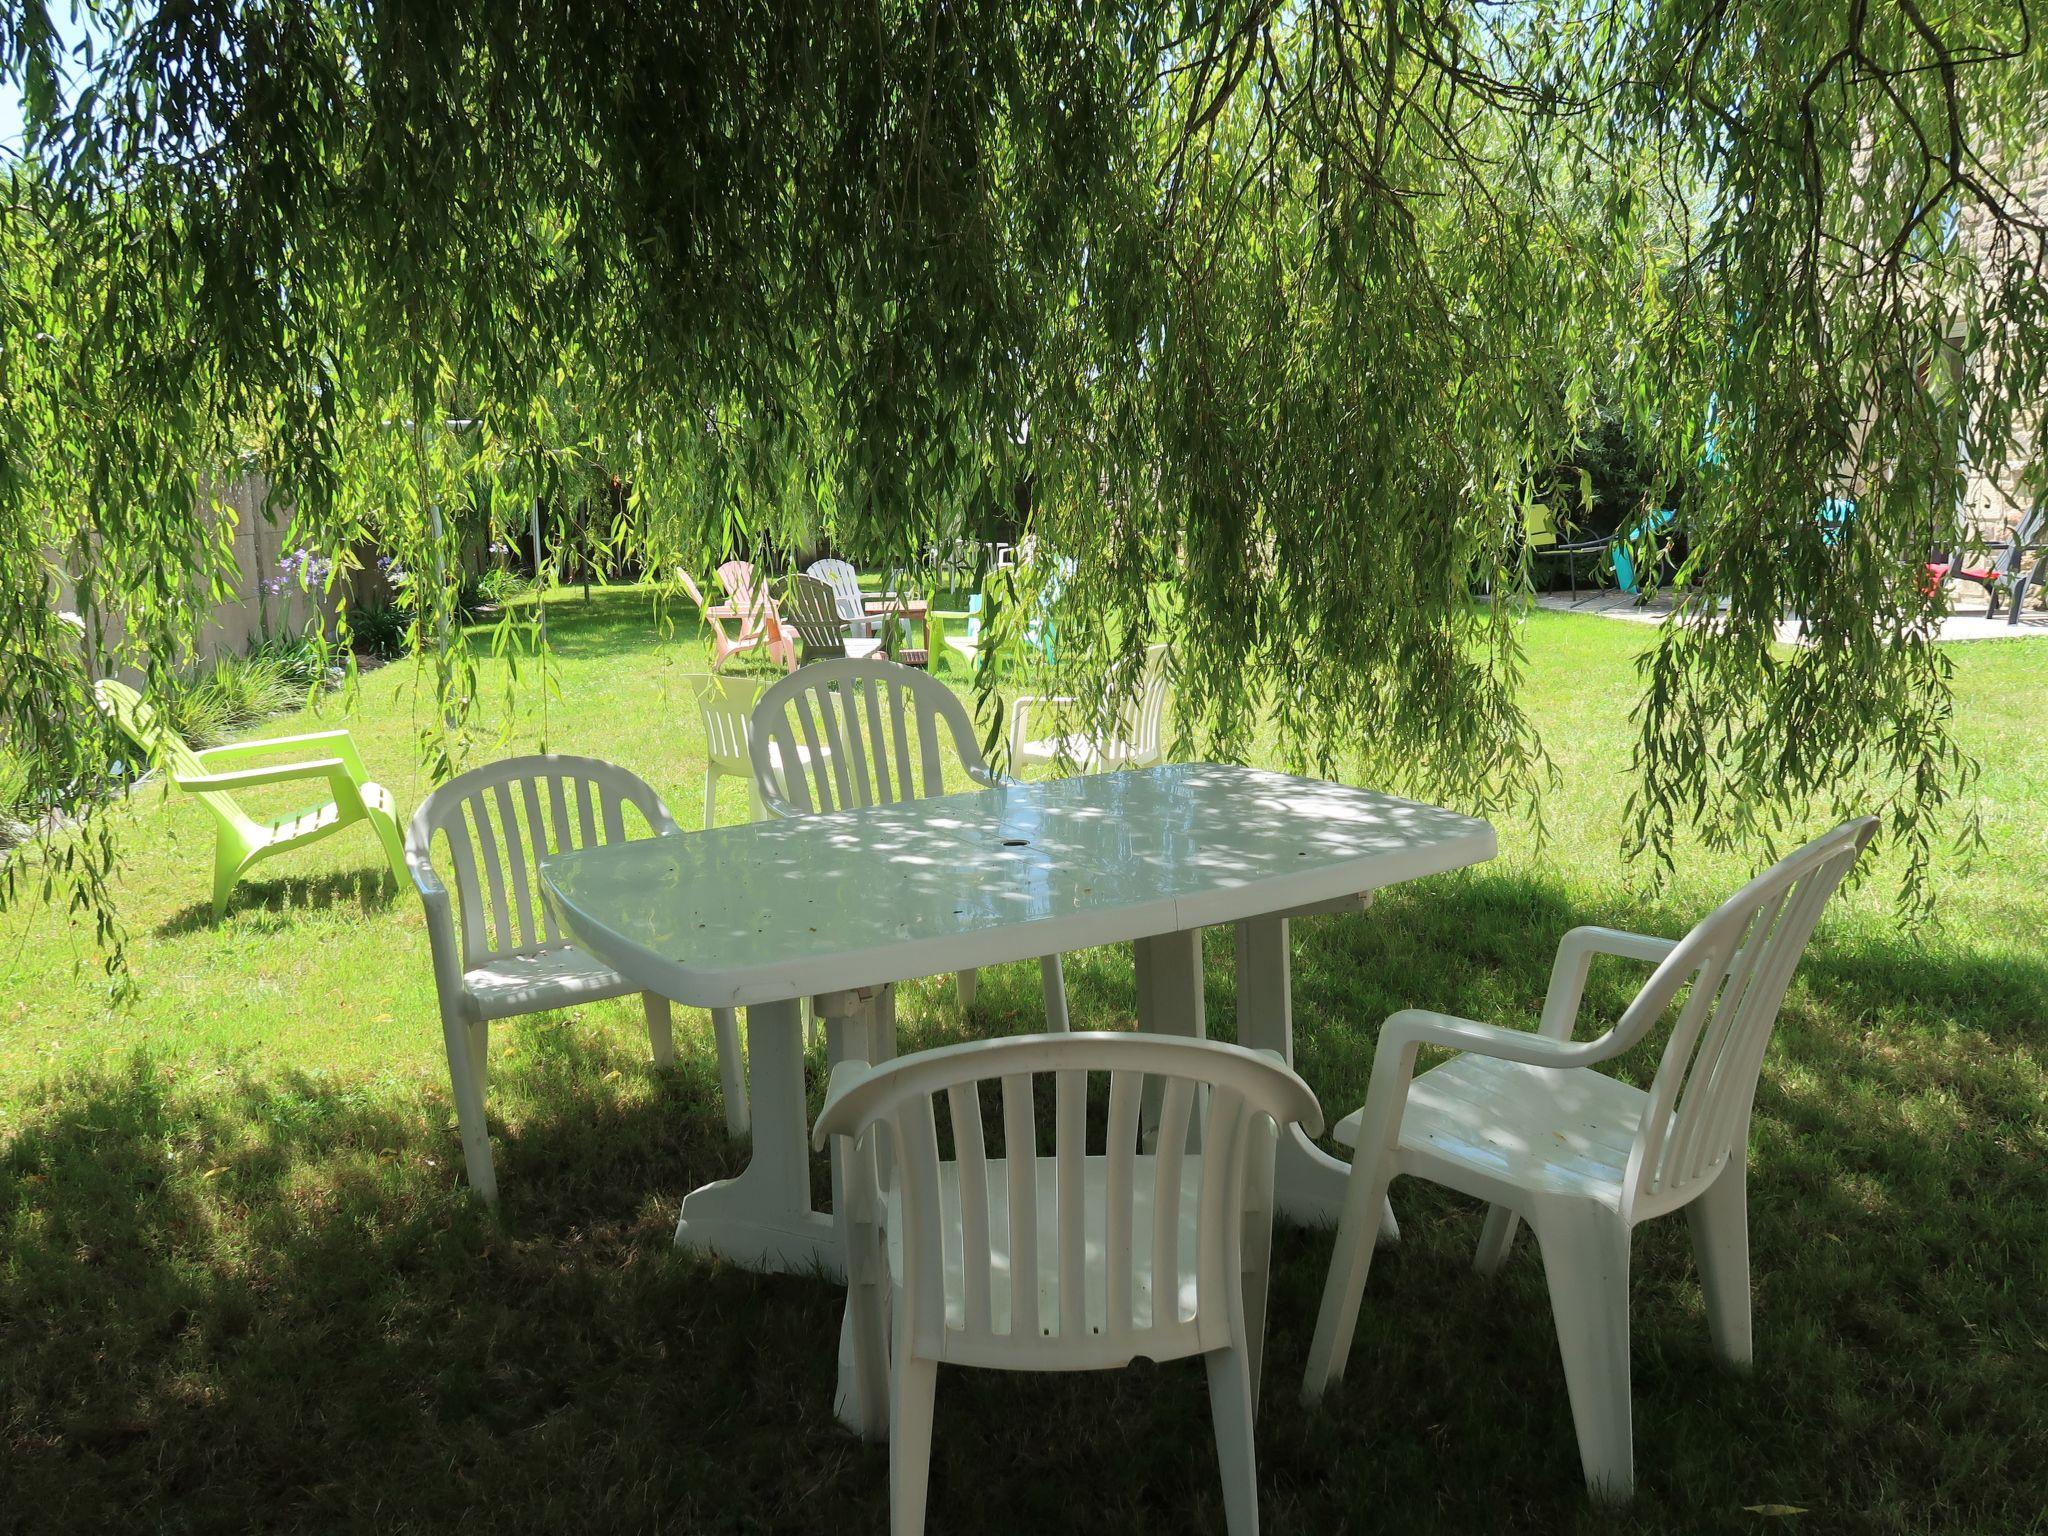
[1234,914,1400,1242]
[813,989,891,1438]
[1135,930,1205,1151]
[673,997,840,1274]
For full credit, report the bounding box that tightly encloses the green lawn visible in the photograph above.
[2,587,2044,1533]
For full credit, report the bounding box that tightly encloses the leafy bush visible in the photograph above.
[344,601,411,660]
[474,566,532,604]
[158,654,301,749]
[248,635,335,690]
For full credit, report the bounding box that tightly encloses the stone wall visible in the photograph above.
[1953,154,2047,542]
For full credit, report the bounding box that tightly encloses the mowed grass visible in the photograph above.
[1,586,2044,1534]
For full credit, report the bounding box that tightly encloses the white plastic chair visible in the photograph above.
[749,657,1069,1024]
[692,672,838,830]
[406,754,750,1201]
[1009,643,1172,772]
[806,557,876,637]
[1301,817,1878,1497]
[815,1031,1323,1535]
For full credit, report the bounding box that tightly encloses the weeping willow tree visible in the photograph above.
[2,1,2043,951]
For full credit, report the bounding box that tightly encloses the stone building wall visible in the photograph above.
[1953,154,2048,541]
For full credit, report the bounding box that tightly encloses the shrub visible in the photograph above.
[344,601,411,660]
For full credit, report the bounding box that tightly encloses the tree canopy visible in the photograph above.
[3,1,2044,948]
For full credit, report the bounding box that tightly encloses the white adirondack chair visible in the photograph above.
[805,557,876,637]
[815,1031,1323,1535]
[406,754,750,1202]
[1301,817,1878,1497]
[748,657,1069,1024]
[1009,643,1172,772]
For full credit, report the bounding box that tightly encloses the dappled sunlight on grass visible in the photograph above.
[2,590,2044,1530]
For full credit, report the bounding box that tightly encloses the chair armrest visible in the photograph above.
[174,758,351,794]
[1537,926,1679,1039]
[1379,1008,1608,1068]
[409,872,472,1024]
[200,730,371,781]
[813,1059,880,1148]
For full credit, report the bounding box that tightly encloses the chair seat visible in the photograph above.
[846,638,886,659]
[263,798,344,844]
[1335,1053,1651,1210]
[942,635,978,660]
[463,943,640,1021]
[887,1153,1206,1352]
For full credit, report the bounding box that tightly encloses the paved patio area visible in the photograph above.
[1535,586,2048,644]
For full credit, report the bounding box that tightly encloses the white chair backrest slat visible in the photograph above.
[946,1082,995,1335]
[1001,1072,1041,1340]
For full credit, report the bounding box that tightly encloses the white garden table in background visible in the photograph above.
[540,765,1493,1428]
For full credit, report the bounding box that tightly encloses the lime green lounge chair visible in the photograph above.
[93,678,408,917]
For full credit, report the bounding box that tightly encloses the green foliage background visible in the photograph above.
[2,1,2044,948]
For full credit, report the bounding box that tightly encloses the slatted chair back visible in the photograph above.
[815,1032,1322,1371]
[784,571,852,662]
[1106,644,1173,764]
[93,678,245,825]
[693,673,758,770]
[716,559,759,613]
[749,658,994,816]
[806,558,868,626]
[1612,818,1876,1219]
[407,755,677,969]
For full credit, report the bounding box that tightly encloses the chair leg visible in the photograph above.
[1532,1202,1635,1499]
[366,803,408,886]
[642,992,676,1069]
[702,766,719,831]
[889,1342,940,1536]
[443,1011,497,1205]
[1474,1203,1522,1276]
[211,839,242,919]
[710,1006,749,1139]
[1687,1160,1753,1368]
[1301,1153,1395,1401]
[955,969,977,1010]
[1205,1344,1262,1536]
[1039,953,1069,1031]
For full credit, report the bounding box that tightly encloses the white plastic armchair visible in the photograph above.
[815,1032,1322,1535]
[1301,817,1877,1497]
[748,658,1069,1025]
[406,754,749,1203]
[1009,643,1172,773]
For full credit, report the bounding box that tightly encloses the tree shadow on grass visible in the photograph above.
[4,871,2045,1534]
[154,866,399,937]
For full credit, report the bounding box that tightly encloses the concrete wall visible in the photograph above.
[55,474,341,683]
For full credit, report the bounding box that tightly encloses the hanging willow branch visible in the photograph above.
[1,0,2043,960]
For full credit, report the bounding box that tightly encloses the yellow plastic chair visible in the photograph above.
[93,678,407,918]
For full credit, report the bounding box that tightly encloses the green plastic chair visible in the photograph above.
[93,678,408,917]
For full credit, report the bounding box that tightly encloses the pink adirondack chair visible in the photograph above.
[679,569,764,671]
[717,560,795,670]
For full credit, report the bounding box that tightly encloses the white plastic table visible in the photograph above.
[540,764,1494,1259]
